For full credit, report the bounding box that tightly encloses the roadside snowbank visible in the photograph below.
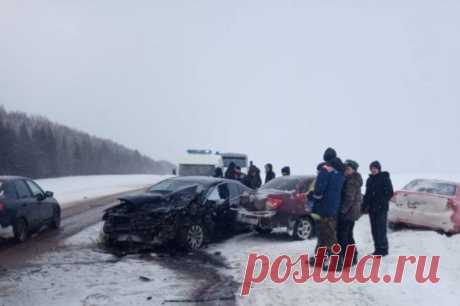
[37,175,170,207]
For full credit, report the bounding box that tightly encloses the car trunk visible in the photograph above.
[392,191,455,230]
[394,192,452,213]
[241,189,290,211]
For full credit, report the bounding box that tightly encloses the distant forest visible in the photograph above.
[0,106,174,178]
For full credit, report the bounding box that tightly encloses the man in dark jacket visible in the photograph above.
[362,161,394,256]
[265,163,276,184]
[213,167,223,178]
[337,160,363,265]
[225,162,237,180]
[309,158,345,267]
[244,164,262,189]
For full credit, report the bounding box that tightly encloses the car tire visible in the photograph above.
[255,225,272,235]
[50,208,61,229]
[179,222,206,251]
[13,218,29,242]
[293,217,314,240]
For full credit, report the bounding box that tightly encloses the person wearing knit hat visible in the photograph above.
[362,160,394,256]
[344,159,359,171]
[337,159,363,268]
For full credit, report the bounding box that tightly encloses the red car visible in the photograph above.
[237,175,316,240]
[388,179,460,236]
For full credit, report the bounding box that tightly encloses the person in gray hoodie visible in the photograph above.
[337,160,363,266]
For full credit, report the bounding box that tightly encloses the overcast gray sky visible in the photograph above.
[1,0,459,174]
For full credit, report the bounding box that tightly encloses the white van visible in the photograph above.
[177,150,224,177]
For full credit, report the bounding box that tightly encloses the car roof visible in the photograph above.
[407,178,460,186]
[0,175,29,182]
[270,175,315,181]
[165,176,243,187]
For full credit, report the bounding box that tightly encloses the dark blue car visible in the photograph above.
[0,176,61,242]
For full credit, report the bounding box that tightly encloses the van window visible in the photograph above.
[403,179,457,196]
[178,164,215,176]
[222,157,248,168]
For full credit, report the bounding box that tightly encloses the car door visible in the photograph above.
[25,180,54,223]
[206,183,231,229]
[13,180,40,229]
[228,182,241,209]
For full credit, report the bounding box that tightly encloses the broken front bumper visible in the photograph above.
[103,212,177,245]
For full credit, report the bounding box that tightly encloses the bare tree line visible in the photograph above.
[0,106,174,178]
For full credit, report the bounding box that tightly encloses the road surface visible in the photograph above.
[0,190,238,306]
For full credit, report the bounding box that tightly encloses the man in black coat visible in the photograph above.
[362,161,394,256]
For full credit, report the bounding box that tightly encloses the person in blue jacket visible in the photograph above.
[308,148,345,267]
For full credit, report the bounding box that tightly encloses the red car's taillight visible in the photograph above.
[447,199,457,211]
[0,202,5,212]
[266,197,283,210]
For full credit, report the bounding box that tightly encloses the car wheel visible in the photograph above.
[50,208,61,229]
[180,223,206,251]
[293,217,314,240]
[255,225,272,235]
[13,218,29,242]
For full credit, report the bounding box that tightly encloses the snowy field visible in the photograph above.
[204,173,460,306]
[36,175,170,207]
[207,218,460,306]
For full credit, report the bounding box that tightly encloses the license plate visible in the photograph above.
[238,214,259,226]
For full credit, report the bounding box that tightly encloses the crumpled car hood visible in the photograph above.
[112,184,202,213]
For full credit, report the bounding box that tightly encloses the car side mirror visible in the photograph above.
[36,193,45,201]
[45,191,54,198]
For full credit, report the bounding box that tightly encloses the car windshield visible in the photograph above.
[178,164,215,176]
[403,179,457,196]
[148,179,205,194]
[260,177,301,191]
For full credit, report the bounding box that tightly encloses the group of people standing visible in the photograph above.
[215,148,394,270]
[214,161,291,189]
[306,148,394,270]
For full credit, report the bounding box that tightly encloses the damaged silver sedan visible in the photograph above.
[102,176,252,251]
